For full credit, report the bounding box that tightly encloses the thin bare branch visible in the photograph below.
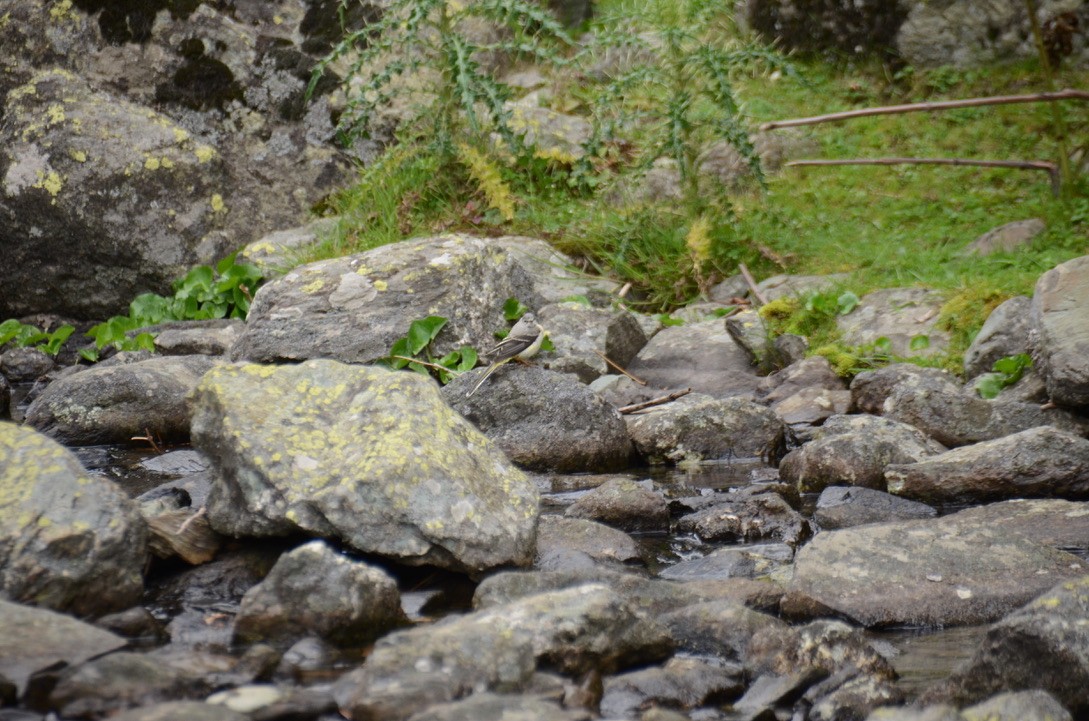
[760,89,1089,131]
[593,350,647,385]
[618,388,692,414]
[738,262,768,306]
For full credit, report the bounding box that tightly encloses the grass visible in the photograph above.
[299,1,1089,375]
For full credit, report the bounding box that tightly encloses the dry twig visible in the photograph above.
[593,350,647,385]
[618,388,691,414]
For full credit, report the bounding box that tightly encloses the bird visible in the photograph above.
[466,312,545,397]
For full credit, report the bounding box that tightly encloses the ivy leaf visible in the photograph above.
[837,291,860,315]
[503,297,528,321]
[975,373,1005,400]
[407,316,447,355]
[909,334,930,351]
[456,346,478,371]
[388,337,412,369]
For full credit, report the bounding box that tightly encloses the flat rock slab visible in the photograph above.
[536,516,641,566]
[1031,253,1089,407]
[0,599,126,697]
[782,513,1089,628]
[626,320,763,398]
[191,360,539,574]
[837,288,950,358]
[886,426,1089,504]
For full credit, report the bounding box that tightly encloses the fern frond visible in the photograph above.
[457,143,517,221]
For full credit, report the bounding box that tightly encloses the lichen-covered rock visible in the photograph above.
[333,584,673,721]
[850,363,957,415]
[0,422,147,617]
[442,366,634,473]
[191,360,539,574]
[886,426,1089,504]
[781,513,1089,628]
[814,486,936,530]
[676,492,810,547]
[233,235,564,364]
[1030,254,1089,407]
[233,540,407,648]
[925,575,1089,715]
[837,288,950,359]
[963,296,1032,379]
[24,355,217,445]
[780,414,946,493]
[563,478,669,533]
[625,392,785,463]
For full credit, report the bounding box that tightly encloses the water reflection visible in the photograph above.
[875,625,988,698]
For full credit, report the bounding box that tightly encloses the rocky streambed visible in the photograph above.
[2,236,1089,721]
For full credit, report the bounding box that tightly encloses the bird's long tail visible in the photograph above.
[466,360,505,397]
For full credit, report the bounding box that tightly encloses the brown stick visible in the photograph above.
[760,89,1089,131]
[593,350,647,385]
[785,157,1061,196]
[738,262,769,306]
[618,388,691,414]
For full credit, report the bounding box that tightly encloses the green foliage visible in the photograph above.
[0,319,75,357]
[309,0,572,156]
[975,353,1033,399]
[381,315,478,385]
[82,256,263,361]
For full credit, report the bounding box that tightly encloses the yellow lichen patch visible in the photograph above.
[210,193,226,213]
[240,364,278,379]
[273,14,283,24]
[0,12,10,29]
[1033,596,1062,609]
[144,157,161,170]
[46,104,65,125]
[68,149,87,162]
[194,145,216,163]
[173,127,190,144]
[49,0,78,23]
[302,279,325,294]
[33,170,64,197]
[245,241,276,254]
[10,82,37,101]
[161,157,174,169]
[373,279,388,291]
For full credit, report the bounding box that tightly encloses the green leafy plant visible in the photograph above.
[0,319,75,357]
[382,315,479,384]
[975,353,1033,399]
[498,297,554,350]
[82,256,263,361]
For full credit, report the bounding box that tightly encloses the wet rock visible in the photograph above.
[233,540,407,648]
[659,543,793,581]
[536,516,642,567]
[600,656,745,718]
[802,663,904,721]
[0,422,147,616]
[474,567,782,618]
[153,320,245,357]
[782,514,1089,628]
[0,347,53,383]
[625,392,785,463]
[405,692,593,721]
[95,607,168,643]
[138,449,212,477]
[965,219,1046,256]
[659,600,787,662]
[885,426,1089,504]
[233,235,573,364]
[564,478,669,533]
[881,370,1089,447]
[333,584,672,721]
[676,492,810,547]
[850,364,957,415]
[814,486,937,530]
[1030,254,1089,407]
[108,701,249,721]
[441,366,633,473]
[837,288,950,358]
[779,414,946,493]
[191,361,538,574]
[24,355,217,445]
[626,320,763,398]
[962,296,1032,379]
[208,684,338,719]
[925,575,1089,715]
[730,669,827,720]
[535,302,647,383]
[0,600,126,700]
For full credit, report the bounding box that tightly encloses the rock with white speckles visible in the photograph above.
[191,360,539,574]
[1030,254,1089,408]
[0,422,147,616]
[25,355,218,445]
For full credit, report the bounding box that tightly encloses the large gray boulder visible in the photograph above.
[233,540,407,648]
[333,584,673,721]
[1031,254,1089,407]
[442,366,634,472]
[233,235,568,364]
[963,296,1032,379]
[779,414,946,493]
[0,422,147,616]
[782,511,1089,628]
[837,288,950,359]
[885,426,1089,504]
[25,355,217,445]
[626,319,763,398]
[625,392,785,463]
[190,360,539,574]
[925,575,1089,716]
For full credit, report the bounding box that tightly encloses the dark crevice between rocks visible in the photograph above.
[300,0,381,56]
[155,38,243,111]
[72,0,204,45]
